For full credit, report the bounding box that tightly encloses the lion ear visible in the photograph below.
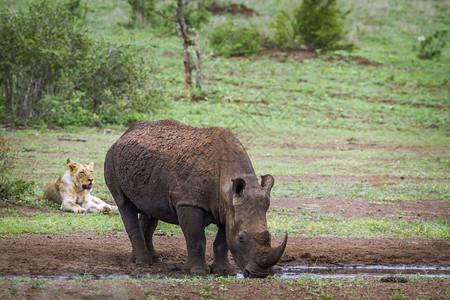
[67,160,79,174]
[88,162,94,170]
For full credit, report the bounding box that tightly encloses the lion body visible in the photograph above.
[43,159,117,213]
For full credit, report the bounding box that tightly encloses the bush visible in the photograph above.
[163,0,210,30]
[0,136,14,191]
[0,136,35,201]
[0,1,89,120]
[129,0,210,32]
[128,0,157,25]
[295,0,351,51]
[0,0,162,126]
[271,0,352,51]
[209,21,262,57]
[416,28,448,60]
[271,10,300,49]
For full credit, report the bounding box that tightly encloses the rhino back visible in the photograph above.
[108,120,255,221]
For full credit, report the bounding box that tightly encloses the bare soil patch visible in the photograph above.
[1,232,448,278]
[271,197,449,222]
[1,232,449,299]
[326,54,382,66]
[255,49,381,66]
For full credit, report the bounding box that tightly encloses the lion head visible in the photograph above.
[67,159,95,190]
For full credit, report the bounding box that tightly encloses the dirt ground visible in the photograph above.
[1,232,449,277]
[1,231,449,299]
[1,197,449,298]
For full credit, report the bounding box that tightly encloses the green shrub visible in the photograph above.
[128,0,157,25]
[209,21,262,57]
[0,136,14,195]
[416,28,448,60]
[0,0,162,126]
[1,179,36,201]
[163,0,210,30]
[271,10,300,49]
[0,136,35,201]
[295,0,351,51]
[70,42,160,123]
[129,0,210,32]
[271,0,352,51]
[0,0,89,120]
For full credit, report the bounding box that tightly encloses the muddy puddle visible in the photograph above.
[265,264,450,279]
[4,264,450,281]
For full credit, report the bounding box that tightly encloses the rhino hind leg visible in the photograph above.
[139,214,162,263]
[111,188,152,265]
[177,206,210,275]
[210,225,237,275]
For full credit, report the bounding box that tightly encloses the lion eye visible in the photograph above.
[80,171,85,175]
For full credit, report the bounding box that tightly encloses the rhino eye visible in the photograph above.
[238,232,248,245]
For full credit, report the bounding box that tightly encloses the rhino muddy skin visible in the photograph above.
[104,119,287,277]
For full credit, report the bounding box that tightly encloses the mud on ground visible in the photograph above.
[1,232,449,278]
[1,231,449,299]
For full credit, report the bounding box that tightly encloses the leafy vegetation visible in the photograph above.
[271,0,352,51]
[0,1,89,120]
[271,10,299,49]
[209,20,262,57]
[416,28,448,60]
[127,0,210,32]
[0,0,162,126]
[294,0,351,51]
[0,136,35,201]
[127,0,157,25]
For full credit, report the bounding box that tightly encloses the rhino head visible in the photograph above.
[225,174,288,277]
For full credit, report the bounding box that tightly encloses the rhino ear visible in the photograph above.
[261,174,275,194]
[231,177,246,198]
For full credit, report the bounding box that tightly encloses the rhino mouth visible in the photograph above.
[243,262,273,278]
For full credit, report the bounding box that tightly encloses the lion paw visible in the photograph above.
[101,205,118,215]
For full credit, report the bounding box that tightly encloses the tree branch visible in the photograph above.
[155,10,177,22]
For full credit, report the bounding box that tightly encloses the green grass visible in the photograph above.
[273,180,449,201]
[0,212,123,237]
[267,214,449,238]
[0,205,447,238]
[1,0,449,239]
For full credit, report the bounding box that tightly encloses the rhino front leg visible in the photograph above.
[210,225,237,275]
[177,206,210,275]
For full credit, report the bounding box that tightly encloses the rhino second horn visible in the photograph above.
[255,233,288,268]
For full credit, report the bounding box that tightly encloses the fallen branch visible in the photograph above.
[57,137,90,142]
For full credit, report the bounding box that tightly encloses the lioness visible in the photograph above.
[43,159,118,213]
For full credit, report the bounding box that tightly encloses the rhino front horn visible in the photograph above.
[256,233,288,268]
